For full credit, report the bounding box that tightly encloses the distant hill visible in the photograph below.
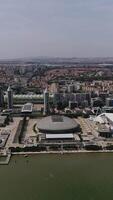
[0,57,113,65]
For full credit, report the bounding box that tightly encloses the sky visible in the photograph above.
[0,0,113,59]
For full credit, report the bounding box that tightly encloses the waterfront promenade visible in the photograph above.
[12,149,113,155]
[1,148,113,165]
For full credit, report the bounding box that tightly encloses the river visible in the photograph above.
[0,153,113,200]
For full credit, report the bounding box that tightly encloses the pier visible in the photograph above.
[0,150,11,165]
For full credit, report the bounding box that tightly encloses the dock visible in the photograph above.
[0,153,11,165]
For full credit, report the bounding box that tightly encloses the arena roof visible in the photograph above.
[37,115,79,133]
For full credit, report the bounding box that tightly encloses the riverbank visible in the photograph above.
[1,149,113,165]
[12,149,113,155]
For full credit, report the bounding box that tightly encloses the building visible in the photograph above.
[0,87,4,108]
[94,113,113,138]
[49,82,59,93]
[0,116,8,127]
[53,92,91,108]
[7,86,13,109]
[53,93,64,106]
[4,94,53,104]
[99,93,109,103]
[106,98,113,107]
[37,115,80,141]
[43,88,49,115]
[74,82,81,91]
[0,131,10,148]
[69,101,78,109]
[68,84,75,93]
[95,113,113,125]
[21,103,33,114]
[91,97,104,107]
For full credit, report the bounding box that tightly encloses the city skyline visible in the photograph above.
[0,0,113,59]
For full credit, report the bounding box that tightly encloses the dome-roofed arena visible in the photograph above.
[37,115,79,134]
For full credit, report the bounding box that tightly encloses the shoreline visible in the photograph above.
[11,150,113,155]
[1,150,113,165]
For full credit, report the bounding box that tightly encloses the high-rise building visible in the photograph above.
[53,93,62,106]
[91,97,104,107]
[68,84,75,93]
[69,101,78,109]
[74,93,91,106]
[7,86,13,109]
[43,88,49,115]
[50,83,59,93]
[0,87,4,108]
[106,98,113,107]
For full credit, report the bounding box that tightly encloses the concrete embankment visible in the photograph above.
[12,150,113,155]
[0,154,11,165]
[1,150,113,165]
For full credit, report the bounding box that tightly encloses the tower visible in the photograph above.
[7,86,13,109]
[43,88,49,115]
[0,87,4,108]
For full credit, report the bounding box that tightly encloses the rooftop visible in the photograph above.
[21,103,33,113]
[37,115,79,133]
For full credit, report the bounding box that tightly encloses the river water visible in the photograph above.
[0,153,113,200]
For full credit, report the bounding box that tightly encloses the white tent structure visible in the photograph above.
[94,113,113,125]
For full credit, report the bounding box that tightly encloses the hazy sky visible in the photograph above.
[0,0,113,59]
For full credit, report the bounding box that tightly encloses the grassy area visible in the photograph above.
[33,123,38,134]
